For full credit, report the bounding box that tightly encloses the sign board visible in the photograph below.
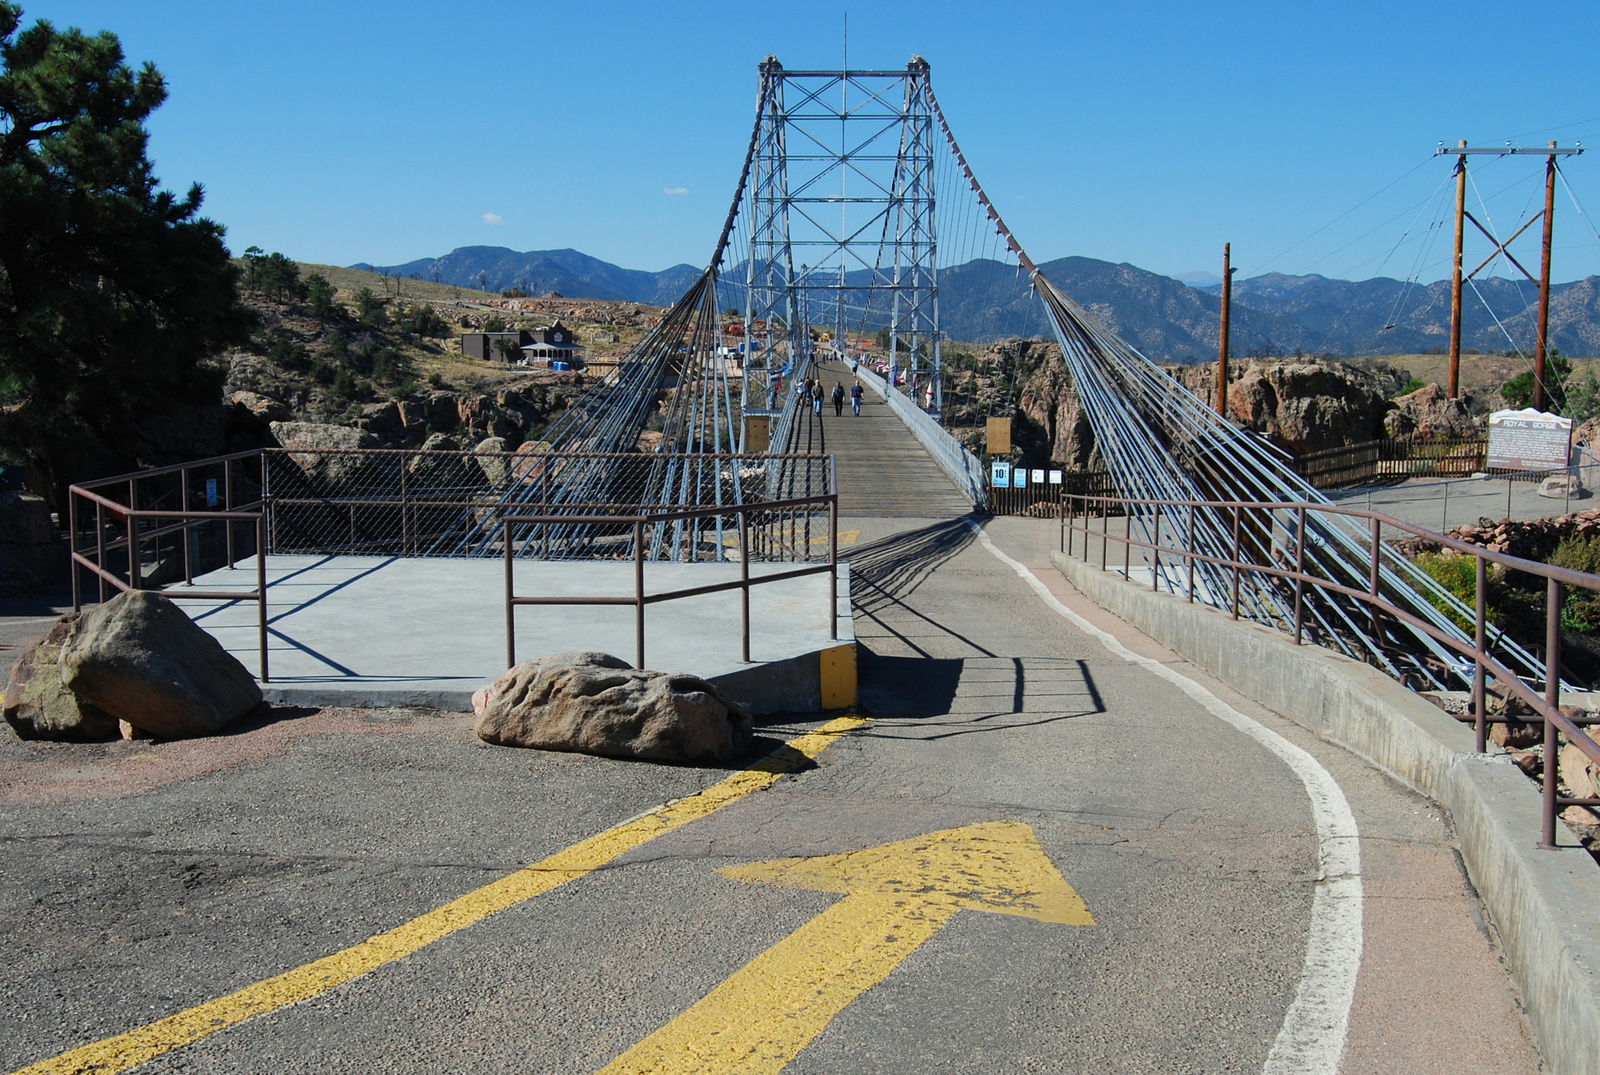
[1030,469,1045,485]
[991,461,1011,487]
[744,415,771,454]
[986,417,1012,455]
[1487,409,1571,470]
[1013,467,1029,488]
[1048,470,1063,485]
[205,478,219,507]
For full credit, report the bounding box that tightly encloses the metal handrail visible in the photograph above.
[1058,491,1600,850]
[503,492,840,671]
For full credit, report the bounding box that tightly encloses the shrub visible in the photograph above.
[390,379,418,400]
[1397,378,1426,396]
[330,368,355,400]
[1413,551,1502,632]
[427,371,445,388]
[1551,534,1600,632]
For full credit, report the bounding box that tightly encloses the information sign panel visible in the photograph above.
[1048,470,1063,484]
[991,461,1011,487]
[1487,409,1571,470]
[205,478,218,507]
[1030,469,1045,485]
[1013,467,1028,488]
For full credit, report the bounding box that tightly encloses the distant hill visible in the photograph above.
[355,247,701,307]
[358,246,1600,359]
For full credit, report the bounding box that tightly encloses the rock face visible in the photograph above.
[0,491,68,595]
[1383,382,1482,439]
[474,651,753,764]
[1177,361,1394,453]
[60,589,263,737]
[269,420,382,487]
[4,614,118,740]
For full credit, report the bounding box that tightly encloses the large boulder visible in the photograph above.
[4,614,118,740]
[269,420,383,489]
[59,590,263,737]
[474,651,753,764]
[1383,382,1482,439]
[0,491,68,596]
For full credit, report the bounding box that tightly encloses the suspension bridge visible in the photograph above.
[37,53,1597,1075]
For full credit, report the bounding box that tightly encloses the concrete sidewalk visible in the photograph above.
[169,555,852,712]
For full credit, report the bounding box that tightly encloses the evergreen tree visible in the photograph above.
[0,5,254,489]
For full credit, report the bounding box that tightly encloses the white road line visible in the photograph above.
[968,521,1363,1075]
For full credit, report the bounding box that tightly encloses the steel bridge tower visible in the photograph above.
[740,55,942,448]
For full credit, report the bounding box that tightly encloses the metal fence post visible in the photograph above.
[829,496,838,640]
[1151,509,1161,591]
[1541,576,1562,849]
[504,519,516,669]
[95,501,106,604]
[257,514,269,683]
[1123,500,1131,578]
[1187,502,1195,604]
[1230,506,1241,620]
[1294,505,1306,644]
[225,459,235,569]
[69,492,80,612]
[740,507,751,663]
[1100,502,1108,572]
[1469,554,1488,752]
[1369,515,1382,640]
[181,466,193,585]
[634,520,646,669]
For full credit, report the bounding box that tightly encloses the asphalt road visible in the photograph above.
[0,514,1542,1073]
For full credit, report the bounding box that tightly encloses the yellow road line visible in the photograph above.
[12,716,867,1075]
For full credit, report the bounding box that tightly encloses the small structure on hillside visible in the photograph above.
[519,321,585,369]
[460,321,586,369]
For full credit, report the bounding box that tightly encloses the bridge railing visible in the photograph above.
[503,484,840,672]
[1057,491,1600,852]
[853,363,989,509]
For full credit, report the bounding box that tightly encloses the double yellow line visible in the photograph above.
[13,716,867,1075]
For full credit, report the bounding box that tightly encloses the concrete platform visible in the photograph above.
[170,555,853,714]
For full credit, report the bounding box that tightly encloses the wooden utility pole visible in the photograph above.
[1216,242,1233,418]
[1437,139,1584,408]
[1448,140,1467,399]
[1535,141,1559,411]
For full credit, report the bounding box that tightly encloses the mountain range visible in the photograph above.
[358,246,1600,360]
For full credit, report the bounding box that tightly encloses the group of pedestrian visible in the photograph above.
[797,373,865,418]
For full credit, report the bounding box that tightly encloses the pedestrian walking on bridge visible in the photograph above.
[851,380,863,416]
[832,382,845,417]
[811,379,824,416]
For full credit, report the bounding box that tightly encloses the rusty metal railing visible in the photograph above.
[1057,492,1600,850]
[68,451,270,681]
[504,486,840,671]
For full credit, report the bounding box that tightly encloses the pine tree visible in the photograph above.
[0,4,254,491]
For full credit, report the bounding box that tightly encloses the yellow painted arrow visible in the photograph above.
[598,821,1091,1075]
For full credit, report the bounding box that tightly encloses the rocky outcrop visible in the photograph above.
[1383,382,1482,438]
[4,614,118,741]
[1176,361,1393,453]
[0,491,67,595]
[269,420,381,487]
[60,590,262,738]
[474,651,753,764]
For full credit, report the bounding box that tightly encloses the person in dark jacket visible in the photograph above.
[850,380,863,415]
[832,382,845,416]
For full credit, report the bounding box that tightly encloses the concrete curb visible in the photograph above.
[1050,550,1600,1075]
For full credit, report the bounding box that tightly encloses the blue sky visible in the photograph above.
[20,0,1600,283]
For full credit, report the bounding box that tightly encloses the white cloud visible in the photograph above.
[663,187,689,195]
[482,212,505,225]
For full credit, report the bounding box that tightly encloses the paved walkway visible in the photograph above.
[788,358,973,517]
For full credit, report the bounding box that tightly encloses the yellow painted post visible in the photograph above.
[820,642,857,709]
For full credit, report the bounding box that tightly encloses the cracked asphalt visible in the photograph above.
[0,514,1544,1073]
